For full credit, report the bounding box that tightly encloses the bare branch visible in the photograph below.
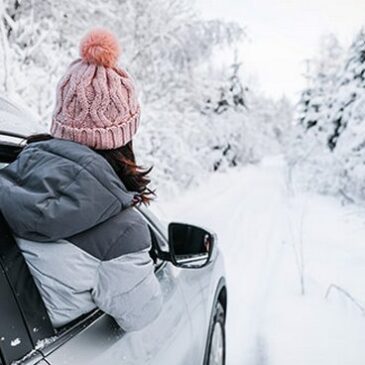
[325,284,365,316]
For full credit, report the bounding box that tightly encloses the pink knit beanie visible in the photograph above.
[50,28,140,150]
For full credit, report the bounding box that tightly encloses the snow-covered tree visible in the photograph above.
[287,29,365,202]
[297,34,344,144]
[326,29,365,150]
[331,29,365,200]
[0,0,293,196]
[196,55,248,171]
[286,34,345,195]
[0,0,248,195]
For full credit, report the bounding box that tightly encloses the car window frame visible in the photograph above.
[135,207,169,270]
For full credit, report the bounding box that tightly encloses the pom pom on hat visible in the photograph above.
[80,28,120,68]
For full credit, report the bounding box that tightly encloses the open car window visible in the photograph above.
[0,131,170,360]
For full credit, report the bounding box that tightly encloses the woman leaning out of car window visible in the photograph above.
[0,28,163,331]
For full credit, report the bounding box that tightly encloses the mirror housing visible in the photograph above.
[167,222,216,269]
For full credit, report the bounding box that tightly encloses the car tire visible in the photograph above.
[204,301,226,365]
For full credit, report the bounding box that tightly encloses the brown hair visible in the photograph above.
[26,134,154,205]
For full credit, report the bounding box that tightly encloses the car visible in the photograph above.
[0,96,227,365]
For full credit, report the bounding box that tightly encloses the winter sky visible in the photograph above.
[198,0,365,101]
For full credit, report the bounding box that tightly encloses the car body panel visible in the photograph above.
[178,240,226,364]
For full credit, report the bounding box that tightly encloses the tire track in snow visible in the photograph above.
[228,165,286,365]
[253,336,269,365]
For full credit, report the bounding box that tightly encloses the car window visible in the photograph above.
[0,142,169,350]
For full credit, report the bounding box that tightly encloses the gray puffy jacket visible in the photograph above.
[0,138,162,331]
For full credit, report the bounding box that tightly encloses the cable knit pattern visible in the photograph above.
[50,29,140,150]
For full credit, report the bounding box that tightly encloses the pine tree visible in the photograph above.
[286,34,345,196]
[327,29,365,150]
[332,29,365,200]
[287,29,365,202]
[297,34,343,145]
[199,56,248,171]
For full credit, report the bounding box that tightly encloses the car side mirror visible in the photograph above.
[167,222,216,269]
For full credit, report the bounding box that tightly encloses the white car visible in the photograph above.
[0,97,227,365]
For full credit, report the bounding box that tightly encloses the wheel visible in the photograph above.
[205,302,226,365]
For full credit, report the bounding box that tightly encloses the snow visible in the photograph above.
[10,336,58,365]
[1,2,364,363]
[154,156,365,364]
[35,336,58,349]
[10,338,21,347]
[0,0,294,197]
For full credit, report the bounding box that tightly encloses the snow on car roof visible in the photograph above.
[0,96,41,138]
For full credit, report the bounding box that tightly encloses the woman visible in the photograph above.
[0,29,162,331]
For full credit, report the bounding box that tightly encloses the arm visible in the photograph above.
[92,222,163,331]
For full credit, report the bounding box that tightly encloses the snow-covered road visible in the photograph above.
[155,157,365,365]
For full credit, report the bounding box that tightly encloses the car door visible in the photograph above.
[0,213,54,365]
[41,221,194,365]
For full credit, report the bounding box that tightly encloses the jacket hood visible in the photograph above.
[0,138,134,242]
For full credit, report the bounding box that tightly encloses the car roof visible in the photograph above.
[0,96,40,138]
